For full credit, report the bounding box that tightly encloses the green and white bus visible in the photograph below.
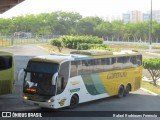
[0,51,14,95]
[22,50,142,109]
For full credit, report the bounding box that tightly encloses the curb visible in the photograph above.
[37,45,54,53]
[145,52,160,56]
[140,88,158,96]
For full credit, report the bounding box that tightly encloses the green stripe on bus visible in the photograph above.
[90,74,107,94]
[82,74,107,95]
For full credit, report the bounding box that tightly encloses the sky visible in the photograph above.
[1,0,160,19]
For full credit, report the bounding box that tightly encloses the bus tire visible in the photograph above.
[69,94,79,109]
[124,84,131,97]
[117,85,124,98]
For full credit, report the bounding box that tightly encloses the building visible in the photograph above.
[143,13,150,22]
[152,10,160,23]
[122,10,143,23]
[142,10,160,23]
[123,13,130,23]
[123,10,160,23]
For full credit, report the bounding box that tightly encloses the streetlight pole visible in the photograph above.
[149,0,152,52]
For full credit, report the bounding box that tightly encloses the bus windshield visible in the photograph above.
[23,61,59,96]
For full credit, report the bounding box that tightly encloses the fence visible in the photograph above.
[0,34,61,47]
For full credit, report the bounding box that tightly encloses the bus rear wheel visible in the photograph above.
[117,85,124,98]
[124,84,131,97]
[69,95,79,109]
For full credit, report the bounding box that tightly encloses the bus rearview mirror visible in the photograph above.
[52,72,58,85]
[17,69,24,81]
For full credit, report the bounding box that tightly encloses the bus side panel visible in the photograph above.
[0,69,12,95]
[99,67,142,96]
[53,75,109,109]
[11,56,15,93]
[0,53,14,95]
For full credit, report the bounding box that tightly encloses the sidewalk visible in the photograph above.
[142,76,159,96]
[143,76,160,86]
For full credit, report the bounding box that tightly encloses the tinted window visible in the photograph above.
[117,57,124,63]
[118,56,130,64]
[130,56,137,65]
[137,55,142,66]
[26,61,59,74]
[111,57,116,64]
[70,61,78,77]
[0,56,12,70]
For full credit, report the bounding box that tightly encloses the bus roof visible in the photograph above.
[30,50,141,64]
[0,51,13,56]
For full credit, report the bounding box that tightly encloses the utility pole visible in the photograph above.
[149,0,152,52]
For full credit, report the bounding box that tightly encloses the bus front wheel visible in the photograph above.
[69,94,79,109]
[117,85,124,98]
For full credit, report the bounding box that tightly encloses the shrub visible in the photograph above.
[60,35,103,49]
[50,35,109,51]
[77,43,110,50]
[50,38,63,52]
[143,58,160,86]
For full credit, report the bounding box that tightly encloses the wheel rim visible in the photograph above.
[126,86,130,95]
[71,97,76,106]
[119,87,124,97]
[70,96,78,107]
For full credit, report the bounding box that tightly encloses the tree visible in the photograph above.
[76,16,103,35]
[50,38,63,52]
[143,58,160,86]
[152,21,160,43]
[111,20,124,41]
[95,21,112,40]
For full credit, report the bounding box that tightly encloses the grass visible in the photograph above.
[38,43,74,54]
[0,40,11,47]
[110,44,160,51]
[142,81,160,94]
[0,39,47,47]
[14,39,38,44]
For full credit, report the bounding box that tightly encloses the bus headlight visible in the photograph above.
[23,96,28,100]
[47,99,54,103]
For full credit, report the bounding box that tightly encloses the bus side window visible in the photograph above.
[94,59,99,72]
[116,57,123,69]
[102,58,110,71]
[77,61,82,75]
[81,60,90,74]
[123,56,130,68]
[0,56,12,70]
[91,59,97,73]
[111,57,117,70]
[130,56,137,67]
[97,59,103,72]
[57,61,69,94]
[70,61,77,77]
[137,55,142,66]
[111,57,116,64]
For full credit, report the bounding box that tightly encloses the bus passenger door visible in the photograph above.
[57,62,70,94]
[56,62,70,107]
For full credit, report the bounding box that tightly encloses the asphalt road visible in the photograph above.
[0,44,160,120]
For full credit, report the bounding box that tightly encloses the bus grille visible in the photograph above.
[0,80,11,95]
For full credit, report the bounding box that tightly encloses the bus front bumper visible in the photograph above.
[23,99,55,109]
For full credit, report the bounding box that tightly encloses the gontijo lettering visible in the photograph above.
[107,72,127,79]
